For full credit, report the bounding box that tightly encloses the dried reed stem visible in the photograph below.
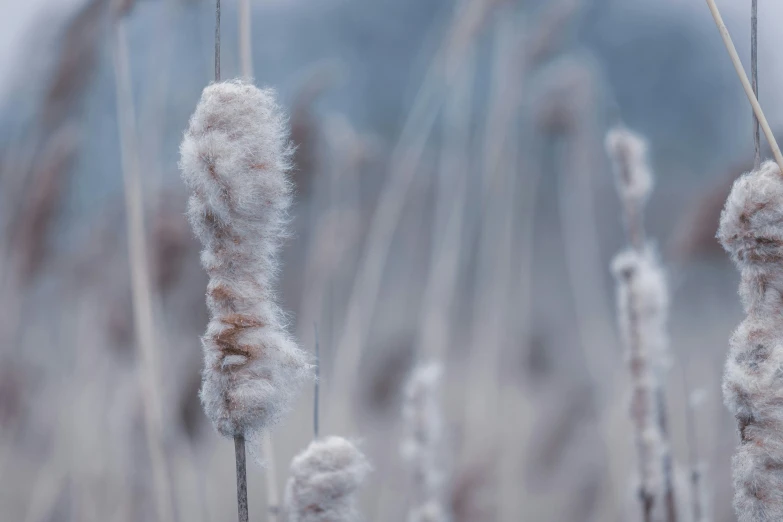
[549,63,618,393]
[613,252,664,522]
[704,0,783,173]
[113,20,174,522]
[238,0,252,79]
[682,367,707,522]
[314,323,320,439]
[215,0,221,81]
[751,0,760,170]
[263,433,280,522]
[415,48,474,363]
[607,128,676,522]
[463,11,522,454]
[328,0,500,431]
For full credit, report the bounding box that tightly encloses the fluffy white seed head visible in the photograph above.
[719,161,783,273]
[612,247,670,372]
[179,79,312,437]
[612,248,667,510]
[283,436,371,522]
[401,362,448,522]
[606,127,653,208]
[717,161,783,521]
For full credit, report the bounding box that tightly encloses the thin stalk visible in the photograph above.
[213,1,248,519]
[113,20,174,522]
[751,0,759,170]
[314,322,320,439]
[328,0,500,431]
[463,11,520,455]
[682,363,704,522]
[618,158,676,522]
[705,0,783,173]
[215,0,221,81]
[263,434,280,522]
[627,285,654,522]
[235,436,249,522]
[238,0,252,79]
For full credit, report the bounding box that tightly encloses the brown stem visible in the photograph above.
[235,435,249,522]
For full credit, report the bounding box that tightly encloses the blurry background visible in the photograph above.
[0,0,774,520]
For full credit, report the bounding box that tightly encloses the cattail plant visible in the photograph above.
[717,160,783,521]
[607,127,676,522]
[612,249,667,522]
[179,79,312,521]
[401,362,449,522]
[703,1,783,519]
[283,436,371,522]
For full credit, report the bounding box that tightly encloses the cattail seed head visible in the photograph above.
[718,161,783,521]
[179,80,312,437]
[605,127,653,209]
[401,362,448,522]
[719,161,783,269]
[612,248,667,514]
[283,436,371,522]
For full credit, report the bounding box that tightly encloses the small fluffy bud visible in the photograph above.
[717,161,783,521]
[179,80,312,437]
[283,436,371,522]
[401,362,448,522]
[605,127,653,208]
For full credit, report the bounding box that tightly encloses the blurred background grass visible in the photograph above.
[0,0,774,521]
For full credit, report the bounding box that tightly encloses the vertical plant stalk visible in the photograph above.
[113,20,174,522]
[215,0,221,81]
[263,434,280,522]
[239,0,253,79]
[682,367,706,522]
[607,128,676,522]
[463,10,523,457]
[705,0,783,173]
[181,77,312,517]
[751,0,759,170]
[552,64,618,394]
[314,323,320,439]
[613,253,664,522]
[414,48,474,364]
[328,0,501,431]
[235,435,249,522]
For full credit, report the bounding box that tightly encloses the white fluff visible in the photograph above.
[718,160,783,521]
[401,362,448,522]
[283,436,371,522]
[179,80,312,437]
[605,127,653,209]
[612,248,668,518]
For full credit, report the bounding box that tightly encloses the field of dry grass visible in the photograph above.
[0,1,775,521]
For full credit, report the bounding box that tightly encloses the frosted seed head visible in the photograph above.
[284,436,371,522]
[718,160,783,267]
[605,127,653,206]
[179,79,313,438]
